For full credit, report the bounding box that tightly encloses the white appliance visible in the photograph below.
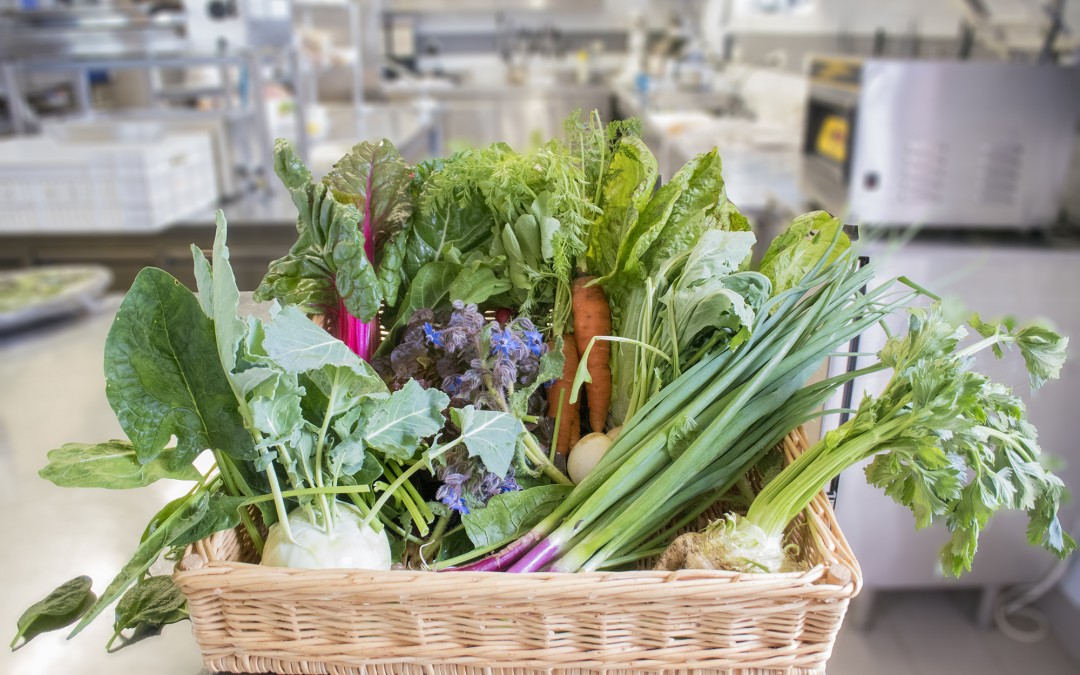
[821,236,1080,619]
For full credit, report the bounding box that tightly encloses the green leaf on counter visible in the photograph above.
[105,267,256,468]
[39,440,201,490]
[450,405,524,479]
[11,576,96,650]
[462,485,573,549]
[112,576,188,640]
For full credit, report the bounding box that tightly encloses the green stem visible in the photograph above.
[551,387,566,463]
[312,385,338,532]
[362,437,465,528]
[243,484,371,505]
[523,433,573,485]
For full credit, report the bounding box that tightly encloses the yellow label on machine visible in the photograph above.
[816,115,849,164]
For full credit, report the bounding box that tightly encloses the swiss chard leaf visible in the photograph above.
[461,484,573,549]
[39,440,201,489]
[105,267,255,468]
[450,405,524,478]
[324,139,414,307]
[11,576,96,650]
[256,140,382,321]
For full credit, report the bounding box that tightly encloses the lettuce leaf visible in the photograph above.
[758,211,850,296]
[586,136,658,278]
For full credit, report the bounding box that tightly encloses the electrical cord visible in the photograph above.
[993,514,1080,643]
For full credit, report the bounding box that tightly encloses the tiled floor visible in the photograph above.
[829,590,1079,675]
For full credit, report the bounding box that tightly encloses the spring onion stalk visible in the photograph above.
[457,241,923,574]
[702,306,1076,577]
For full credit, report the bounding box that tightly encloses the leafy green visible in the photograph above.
[586,136,658,277]
[71,489,212,636]
[382,260,463,342]
[105,267,255,468]
[323,139,414,307]
[191,211,246,376]
[39,441,201,489]
[255,140,381,321]
[758,211,850,296]
[462,484,573,548]
[450,406,525,478]
[11,576,96,650]
[447,260,512,305]
[404,188,494,279]
[346,379,449,461]
[112,576,187,640]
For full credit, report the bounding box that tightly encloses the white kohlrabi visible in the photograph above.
[261,502,392,570]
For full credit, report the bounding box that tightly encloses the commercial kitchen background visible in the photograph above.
[2,1,1080,673]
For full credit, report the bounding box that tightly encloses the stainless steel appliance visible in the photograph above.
[799,57,1080,229]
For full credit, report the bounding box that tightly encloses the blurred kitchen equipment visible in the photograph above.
[184,0,293,52]
[800,57,1080,229]
[0,131,218,233]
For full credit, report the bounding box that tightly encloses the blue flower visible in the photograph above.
[499,470,520,494]
[436,481,471,514]
[490,328,524,358]
[523,328,545,357]
[441,492,470,514]
[422,322,444,347]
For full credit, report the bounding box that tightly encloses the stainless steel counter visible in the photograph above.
[0,295,207,675]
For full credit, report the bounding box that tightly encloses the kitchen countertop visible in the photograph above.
[0,296,213,675]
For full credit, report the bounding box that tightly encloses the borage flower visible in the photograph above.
[491,328,526,359]
[422,322,444,348]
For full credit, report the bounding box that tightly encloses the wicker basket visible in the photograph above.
[174,426,862,675]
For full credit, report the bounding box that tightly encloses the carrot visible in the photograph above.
[547,335,580,455]
[572,276,612,433]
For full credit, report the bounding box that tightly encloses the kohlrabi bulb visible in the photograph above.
[261,502,392,570]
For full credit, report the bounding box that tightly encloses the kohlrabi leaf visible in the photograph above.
[353,379,449,461]
[105,267,255,468]
[450,405,525,478]
[11,576,96,650]
[112,576,188,640]
[256,140,382,321]
[191,211,246,375]
[759,211,850,296]
[262,305,387,410]
[39,440,201,489]
[461,484,573,549]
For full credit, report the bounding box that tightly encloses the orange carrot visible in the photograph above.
[572,276,612,433]
[547,335,580,455]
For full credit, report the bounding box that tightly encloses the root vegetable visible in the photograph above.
[567,432,612,484]
[547,335,581,455]
[572,276,612,433]
[261,502,391,570]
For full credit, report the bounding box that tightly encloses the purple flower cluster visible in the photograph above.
[435,452,521,514]
[377,300,548,410]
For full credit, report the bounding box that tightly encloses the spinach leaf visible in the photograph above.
[256,140,383,322]
[105,267,255,469]
[112,576,187,640]
[404,175,497,278]
[39,440,201,489]
[167,493,250,549]
[11,576,96,650]
[449,259,513,305]
[450,406,524,478]
[383,260,463,342]
[70,490,211,637]
[461,484,573,549]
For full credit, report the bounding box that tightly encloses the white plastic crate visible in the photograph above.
[0,132,219,233]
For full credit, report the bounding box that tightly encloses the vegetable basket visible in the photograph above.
[173,426,862,675]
